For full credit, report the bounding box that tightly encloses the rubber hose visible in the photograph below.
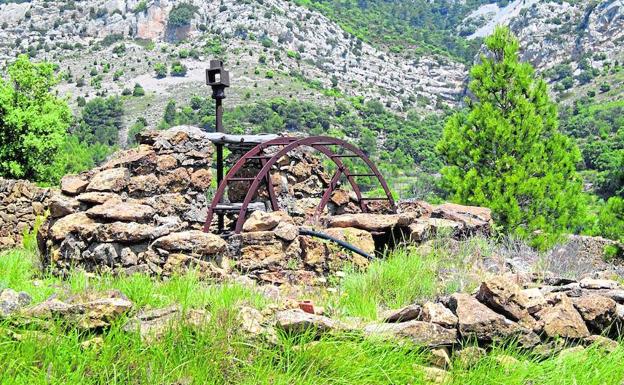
[298,228,374,260]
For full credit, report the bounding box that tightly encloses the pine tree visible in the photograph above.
[437,27,586,247]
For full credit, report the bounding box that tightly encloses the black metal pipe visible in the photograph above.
[298,228,374,260]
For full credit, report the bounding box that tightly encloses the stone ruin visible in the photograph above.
[34,126,494,283]
[0,179,50,248]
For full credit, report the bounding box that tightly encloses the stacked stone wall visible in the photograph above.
[0,179,50,249]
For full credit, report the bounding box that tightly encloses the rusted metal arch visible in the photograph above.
[203,136,395,234]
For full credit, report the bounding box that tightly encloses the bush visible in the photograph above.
[74,96,123,147]
[112,44,126,55]
[154,63,167,78]
[170,61,187,77]
[168,3,198,27]
[600,83,611,93]
[132,83,145,97]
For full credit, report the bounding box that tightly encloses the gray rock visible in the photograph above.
[364,321,457,347]
[0,289,32,317]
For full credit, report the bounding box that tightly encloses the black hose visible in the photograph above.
[298,228,374,260]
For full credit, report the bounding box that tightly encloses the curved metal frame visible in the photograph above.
[203,136,395,234]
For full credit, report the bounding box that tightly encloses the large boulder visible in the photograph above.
[535,293,590,339]
[364,321,457,347]
[151,230,227,256]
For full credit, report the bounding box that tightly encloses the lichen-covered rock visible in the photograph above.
[151,231,227,256]
[322,227,375,255]
[0,289,32,317]
[325,213,413,231]
[49,212,98,241]
[60,175,89,195]
[476,277,533,323]
[421,302,458,329]
[449,293,537,345]
[87,168,130,192]
[535,293,590,339]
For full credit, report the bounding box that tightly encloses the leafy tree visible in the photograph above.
[74,96,123,147]
[0,55,71,182]
[437,27,586,247]
[168,3,198,27]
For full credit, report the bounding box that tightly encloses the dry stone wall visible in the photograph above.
[0,179,50,249]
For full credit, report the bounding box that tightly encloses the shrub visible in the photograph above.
[112,44,126,55]
[132,83,145,97]
[154,63,167,78]
[168,3,198,27]
[170,61,187,77]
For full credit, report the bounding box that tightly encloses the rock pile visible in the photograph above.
[270,275,624,362]
[0,179,50,249]
[38,126,228,277]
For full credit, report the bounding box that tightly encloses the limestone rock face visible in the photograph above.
[151,231,227,256]
[535,293,590,339]
[364,321,457,347]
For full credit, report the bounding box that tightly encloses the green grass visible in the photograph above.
[2,246,624,384]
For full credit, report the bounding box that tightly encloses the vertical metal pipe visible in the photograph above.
[215,98,225,232]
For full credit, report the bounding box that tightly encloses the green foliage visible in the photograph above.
[560,98,624,198]
[437,28,586,247]
[133,0,147,13]
[170,61,187,77]
[595,196,624,249]
[294,0,488,63]
[73,96,123,148]
[132,83,145,97]
[112,44,126,55]
[154,62,167,78]
[168,3,198,28]
[0,55,71,183]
